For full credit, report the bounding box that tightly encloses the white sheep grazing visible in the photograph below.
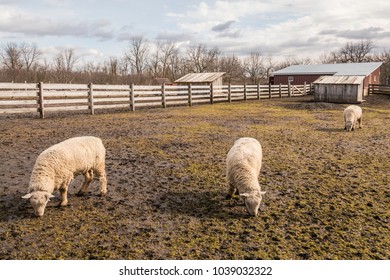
[344,105,363,132]
[22,136,107,217]
[226,137,266,216]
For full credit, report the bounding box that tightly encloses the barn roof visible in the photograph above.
[313,75,365,85]
[273,62,382,76]
[175,72,225,83]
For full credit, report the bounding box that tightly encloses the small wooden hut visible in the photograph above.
[313,76,365,103]
[175,72,225,87]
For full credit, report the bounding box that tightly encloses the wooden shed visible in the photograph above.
[175,72,225,87]
[313,76,365,103]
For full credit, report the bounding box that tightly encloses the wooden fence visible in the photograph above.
[368,84,390,95]
[0,82,312,118]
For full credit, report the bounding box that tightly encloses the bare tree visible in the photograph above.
[105,56,119,83]
[373,49,390,84]
[244,52,264,83]
[219,54,244,83]
[262,55,276,80]
[64,48,78,73]
[159,41,178,78]
[340,40,374,62]
[53,48,79,83]
[322,40,374,63]
[119,55,131,77]
[0,42,22,70]
[108,56,119,76]
[124,36,149,80]
[34,58,50,82]
[20,42,42,72]
[148,42,161,78]
[168,54,187,81]
[0,42,23,81]
[319,52,338,64]
[148,40,179,80]
[186,43,220,72]
[277,55,311,70]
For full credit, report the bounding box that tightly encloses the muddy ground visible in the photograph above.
[0,95,389,260]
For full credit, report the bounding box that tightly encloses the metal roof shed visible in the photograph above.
[271,62,382,90]
[313,75,365,103]
[175,72,225,87]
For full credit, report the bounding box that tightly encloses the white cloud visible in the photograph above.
[1,0,390,63]
[0,5,114,40]
[166,0,390,59]
[156,31,193,42]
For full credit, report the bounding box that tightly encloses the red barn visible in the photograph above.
[271,62,382,89]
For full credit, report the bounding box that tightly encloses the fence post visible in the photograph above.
[130,83,135,112]
[188,84,192,106]
[279,84,282,98]
[304,82,307,96]
[210,83,214,104]
[88,83,94,115]
[228,84,232,102]
[288,82,292,97]
[37,82,45,119]
[244,84,247,101]
[268,83,272,99]
[257,83,260,100]
[162,83,166,108]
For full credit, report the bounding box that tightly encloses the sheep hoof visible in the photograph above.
[76,191,85,197]
[225,194,232,200]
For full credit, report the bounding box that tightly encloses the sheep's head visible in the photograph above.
[345,121,354,132]
[22,191,55,217]
[240,190,266,216]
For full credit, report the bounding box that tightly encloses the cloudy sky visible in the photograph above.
[1,0,390,63]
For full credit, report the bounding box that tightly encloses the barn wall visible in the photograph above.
[363,66,381,95]
[273,74,327,85]
[314,83,362,103]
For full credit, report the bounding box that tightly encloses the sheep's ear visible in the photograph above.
[45,193,55,201]
[260,191,266,195]
[22,193,32,199]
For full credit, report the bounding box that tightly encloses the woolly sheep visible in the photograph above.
[22,136,107,217]
[344,105,363,132]
[226,137,266,216]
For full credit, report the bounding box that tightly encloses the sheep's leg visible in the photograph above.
[76,169,93,196]
[358,117,362,128]
[226,182,236,200]
[94,166,107,196]
[59,179,71,207]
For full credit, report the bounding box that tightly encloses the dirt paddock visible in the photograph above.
[0,95,389,259]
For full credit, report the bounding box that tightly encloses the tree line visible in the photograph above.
[0,38,389,85]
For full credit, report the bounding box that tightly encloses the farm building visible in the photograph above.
[271,62,382,103]
[175,72,225,87]
[271,62,382,86]
[313,76,366,103]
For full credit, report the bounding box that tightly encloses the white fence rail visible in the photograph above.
[0,82,312,118]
